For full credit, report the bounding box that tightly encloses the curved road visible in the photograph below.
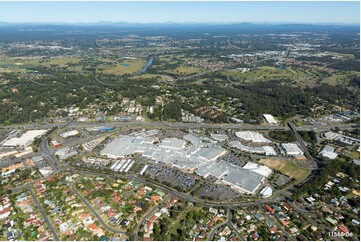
[134,205,160,241]
[74,168,286,208]
[70,176,127,234]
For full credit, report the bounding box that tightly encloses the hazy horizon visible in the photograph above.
[0,1,359,25]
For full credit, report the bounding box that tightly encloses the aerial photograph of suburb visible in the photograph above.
[0,0,360,241]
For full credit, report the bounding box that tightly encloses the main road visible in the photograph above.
[0,120,356,132]
[27,184,60,241]
[72,168,286,208]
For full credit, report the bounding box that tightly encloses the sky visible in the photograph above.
[0,1,359,24]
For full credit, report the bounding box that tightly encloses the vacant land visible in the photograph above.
[222,66,296,82]
[349,151,360,159]
[0,56,147,75]
[173,66,202,74]
[258,158,310,181]
[100,58,147,75]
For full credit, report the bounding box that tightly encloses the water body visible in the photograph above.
[122,63,130,67]
[139,58,154,74]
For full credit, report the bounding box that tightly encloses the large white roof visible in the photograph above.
[2,130,48,147]
[243,162,273,177]
[263,114,278,124]
[235,131,271,143]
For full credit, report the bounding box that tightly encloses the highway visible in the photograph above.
[40,136,59,171]
[27,184,60,241]
[0,120,356,132]
[287,121,317,170]
[7,117,356,240]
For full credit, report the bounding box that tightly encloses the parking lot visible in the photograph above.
[273,173,292,187]
[144,163,196,192]
[197,183,241,201]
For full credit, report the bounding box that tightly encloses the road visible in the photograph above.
[27,184,60,241]
[207,215,229,241]
[224,208,246,241]
[40,136,59,171]
[0,120,356,132]
[288,121,317,169]
[134,205,160,240]
[7,117,356,240]
[70,176,127,234]
[75,168,286,208]
[207,208,246,241]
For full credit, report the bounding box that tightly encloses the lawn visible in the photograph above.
[258,158,310,181]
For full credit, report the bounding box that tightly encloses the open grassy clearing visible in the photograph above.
[171,65,202,75]
[99,58,147,75]
[0,56,147,75]
[321,72,359,86]
[222,66,299,83]
[349,151,360,159]
[258,158,310,181]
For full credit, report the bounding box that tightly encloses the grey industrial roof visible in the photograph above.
[183,134,202,145]
[198,146,226,161]
[223,168,265,194]
[159,138,186,149]
[101,134,267,194]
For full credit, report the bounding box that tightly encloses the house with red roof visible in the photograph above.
[265,205,275,214]
[0,207,12,220]
[338,224,349,233]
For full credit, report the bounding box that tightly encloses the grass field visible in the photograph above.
[258,158,310,181]
[0,56,147,75]
[321,72,360,86]
[349,151,360,159]
[222,66,298,83]
[100,58,146,75]
[173,66,202,74]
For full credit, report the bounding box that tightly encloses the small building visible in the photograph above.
[263,114,278,124]
[60,130,79,139]
[51,140,61,148]
[319,145,338,160]
[265,205,275,214]
[259,186,273,198]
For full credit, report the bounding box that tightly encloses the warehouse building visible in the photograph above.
[100,133,271,194]
[242,162,273,177]
[281,143,304,156]
[211,133,228,142]
[235,131,271,143]
[2,130,48,147]
[230,141,277,156]
[198,146,227,162]
[160,138,186,150]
